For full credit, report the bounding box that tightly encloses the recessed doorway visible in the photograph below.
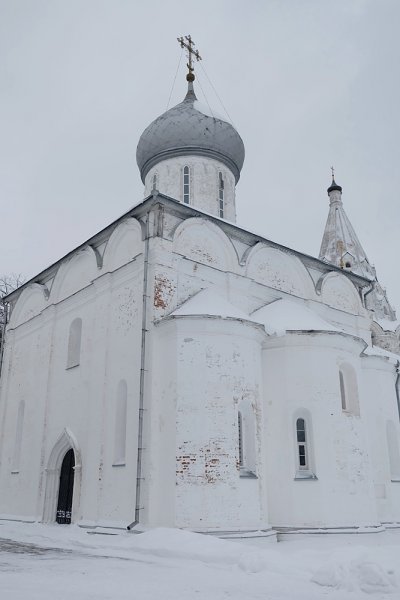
[56,449,75,524]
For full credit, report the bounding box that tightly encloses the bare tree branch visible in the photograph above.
[0,273,25,328]
[0,273,25,298]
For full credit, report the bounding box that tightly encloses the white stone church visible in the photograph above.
[1,65,400,537]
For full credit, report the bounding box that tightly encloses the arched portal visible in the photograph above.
[56,449,75,524]
[42,428,81,524]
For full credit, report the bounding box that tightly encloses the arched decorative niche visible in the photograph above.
[172,217,238,272]
[386,421,400,481]
[113,380,128,466]
[66,318,82,369]
[11,400,25,473]
[51,247,98,304]
[103,218,143,273]
[338,363,360,416]
[237,398,257,478]
[43,428,82,523]
[8,284,48,328]
[244,244,315,299]
[319,272,363,315]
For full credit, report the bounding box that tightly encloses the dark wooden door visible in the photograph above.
[56,449,75,524]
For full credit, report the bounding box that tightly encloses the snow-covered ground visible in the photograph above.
[1,521,400,599]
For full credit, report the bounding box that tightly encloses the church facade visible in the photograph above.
[1,72,400,536]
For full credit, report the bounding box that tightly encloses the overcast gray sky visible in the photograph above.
[1,0,399,309]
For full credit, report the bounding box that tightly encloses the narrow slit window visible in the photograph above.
[339,370,346,410]
[296,418,308,470]
[218,172,224,218]
[152,173,157,190]
[183,166,190,204]
[238,411,243,467]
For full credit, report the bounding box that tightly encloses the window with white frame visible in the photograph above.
[294,413,317,479]
[66,318,82,369]
[296,418,308,470]
[218,172,224,218]
[183,166,190,204]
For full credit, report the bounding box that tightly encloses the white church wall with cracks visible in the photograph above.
[150,315,269,531]
[360,355,400,525]
[144,157,237,222]
[262,332,379,530]
[0,237,145,526]
[0,304,55,520]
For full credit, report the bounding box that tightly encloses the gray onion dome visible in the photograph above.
[136,83,245,183]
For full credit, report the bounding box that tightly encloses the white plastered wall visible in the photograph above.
[144,156,237,223]
[148,316,269,531]
[361,356,400,524]
[263,332,379,529]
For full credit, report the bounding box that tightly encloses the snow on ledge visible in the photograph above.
[168,289,257,322]
[363,345,400,364]
[374,317,400,332]
[251,298,341,336]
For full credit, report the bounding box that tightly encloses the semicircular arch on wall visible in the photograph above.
[319,272,363,315]
[8,283,49,328]
[50,246,98,304]
[103,218,143,273]
[172,217,239,273]
[42,428,82,523]
[244,244,316,299]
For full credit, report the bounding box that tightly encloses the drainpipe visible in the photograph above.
[395,361,400,422]
[0,300,9,377]
[127,211,150,530]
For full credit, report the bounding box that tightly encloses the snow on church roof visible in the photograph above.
[251,298,341,336]
[168,289,257,322]
[168,291,343,338]
[363,344,400,364]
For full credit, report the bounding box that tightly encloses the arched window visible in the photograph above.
[183,166,190,204]
[294,412,317,479]
[237,401,257,478]
[386,421,400,481]
[218,172,224,218]
[296,418,308,470]
[113,380,127,466]
[11,400,25,473]
[338,364,360,415]
[67,318,82,369]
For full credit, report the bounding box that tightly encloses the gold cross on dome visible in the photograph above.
[177,35,202,81]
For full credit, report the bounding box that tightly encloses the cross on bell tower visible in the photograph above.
[177,35,202,82]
